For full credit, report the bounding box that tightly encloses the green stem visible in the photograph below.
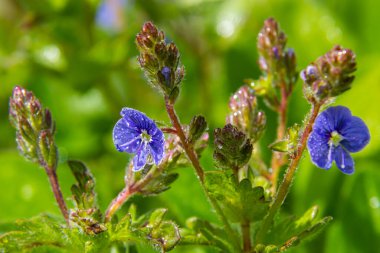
[270,82,288,192]
[241,220,251,252]
[164,98,240,250]
[256,103,321,244]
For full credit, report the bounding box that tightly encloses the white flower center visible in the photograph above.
[141,130,152,143]
[329,131,343,147]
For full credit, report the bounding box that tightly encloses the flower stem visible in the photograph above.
[104,187,134,223]
[104,162,169,222]
[164,98,240,250]
[45,168,69,225]
[256,103,321,244]
[270,83,288,192]
[241,220,251,252]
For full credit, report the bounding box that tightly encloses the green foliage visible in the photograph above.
[263,206,333,251]
[180,217,233,253]
[111,207,180,252]
[205,171,269,223]
[0,1,379,253]
[0,207,180,252]
[68,160,105,235]
[269,124,300,154]
[0,214,77,252]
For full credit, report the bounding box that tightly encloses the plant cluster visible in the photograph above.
[1,18,369,253]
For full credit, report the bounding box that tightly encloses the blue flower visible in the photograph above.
[113,108,165,171]
[307,106,370,174]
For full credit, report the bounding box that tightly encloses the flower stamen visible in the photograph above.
[329,130,343,147]
[141,130,152,143]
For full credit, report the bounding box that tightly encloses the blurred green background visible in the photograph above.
[0,0,379,252]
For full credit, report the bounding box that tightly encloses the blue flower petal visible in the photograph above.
[307,129,334,169]
[150,140,164,165]
[149,127,165,164]
[113,107,165,171]
[133,144,150,171]
[113,118,141,153]
[340,116,370,152]
[121,108,155,131]
[324,106,352,132]
[334,145,354,174]
[313,106,351,135]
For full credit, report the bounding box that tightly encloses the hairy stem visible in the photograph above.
[45,168,69,225]
[256,103,321,243]
[104,162,169,222]
[104,187,134,223]
[164,98,240,250]
[165,100,204,182]
[270,83,288,192]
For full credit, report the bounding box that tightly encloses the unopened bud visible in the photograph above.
[9,86,58,168]
[301,45,356,103]
[226,86,266,142]
[213,124,253,170]
[188,115,207,143]
[136,22,185,101]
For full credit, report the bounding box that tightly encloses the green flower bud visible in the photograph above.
[188,115,207,143]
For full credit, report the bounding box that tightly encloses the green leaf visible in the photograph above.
[68,160,105,235]
[269,140,288,152]
[139,172,179,196]
[111,208,181,252]
[142,209,181,251]
[147,209,167,229]
[205,171,269,223]
[264,206,333,250]
[238,179,269,222]
[181,217,232,252]
[0,214,68,251]
[255,244,279,253]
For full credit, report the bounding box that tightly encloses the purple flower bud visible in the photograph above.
[301,46,356,103]
[161,66,171,87]
[226,86,266,142]
[136,22,185,99]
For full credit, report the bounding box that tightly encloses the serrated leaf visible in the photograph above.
[205,172,269,223]
[238,179,269,222]
[0,215,68,251]
[151,221,180,251]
